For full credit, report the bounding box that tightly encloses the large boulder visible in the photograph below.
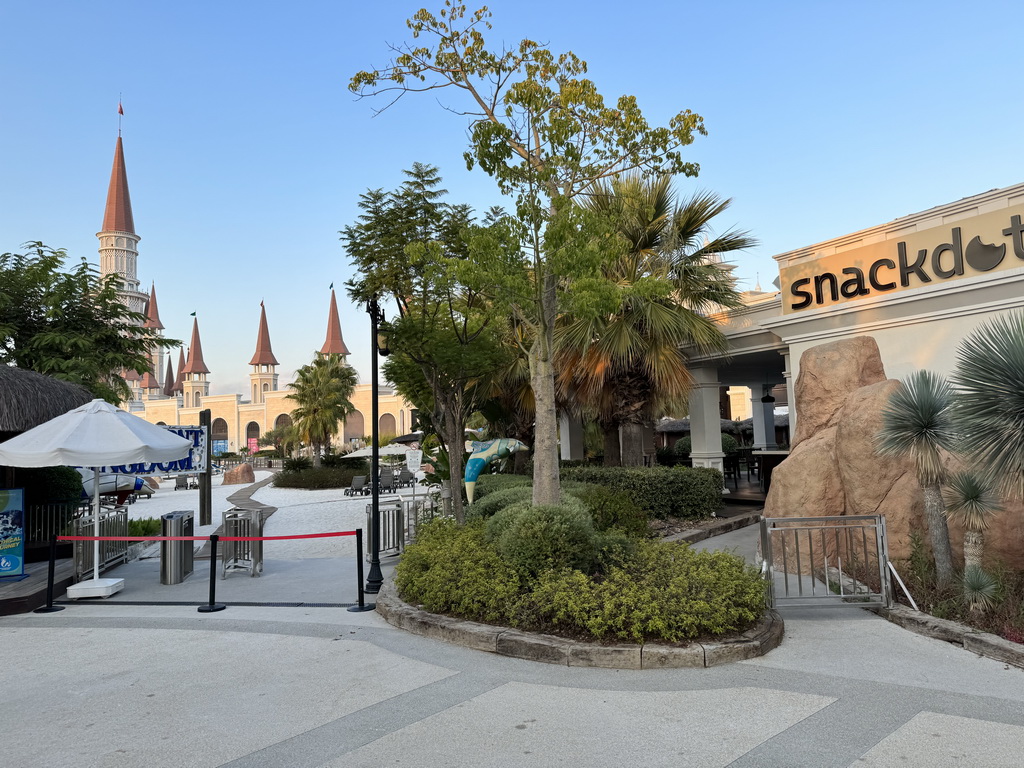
[791,337,886,448]
[223,463,255,485]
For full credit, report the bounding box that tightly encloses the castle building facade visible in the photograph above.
[98,135,414,455]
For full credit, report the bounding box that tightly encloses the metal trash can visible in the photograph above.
[222,508,264,578]
[160,510,195,585]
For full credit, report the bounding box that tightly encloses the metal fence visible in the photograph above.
[74,504,129,579]
[759,514,891,609]
[26,502,88,545]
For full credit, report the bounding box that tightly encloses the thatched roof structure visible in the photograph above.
[0,366,93,434]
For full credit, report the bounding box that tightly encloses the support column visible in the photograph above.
[751,385,778,451]
[687,367,724,472]
[780,350,795,441]
[558,412,585,461]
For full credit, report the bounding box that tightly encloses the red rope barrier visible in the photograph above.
[58,531,358,542]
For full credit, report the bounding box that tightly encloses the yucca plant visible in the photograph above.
[950,311,1024,500]
[943,471,1001,572]
[962,565,1001,613]
[876,370,957,588]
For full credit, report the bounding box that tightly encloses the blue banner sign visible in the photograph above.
[92,425,208,476]
[0,489,26,578]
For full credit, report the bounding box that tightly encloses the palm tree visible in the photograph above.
[943,471,1001,572]
[286,353,357,466]
[558,174,755,466]
[876,370,957,588]
[950,310,1024,500]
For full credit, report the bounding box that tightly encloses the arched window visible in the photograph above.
[246,422,260,453]
[211,418,229,457]
[379,413,397,437]
[274,414,292,430]
[344,411,364,442]
[194,393,201,408]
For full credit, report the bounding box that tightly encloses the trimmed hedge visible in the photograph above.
[273,467,361,489]
[494,504,599,576]
[472,474,532,500]
[467,485,534,519]
[561,466,722,519]
[567,485,649,537]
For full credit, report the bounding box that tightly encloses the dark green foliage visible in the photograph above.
[472,474,532,499]
[561,465,721,519]
[467,485,534,520]
[494,503,599,576]
[567,485,649,537]
[395,518,524,624]
[273,467,361,489]
[655,447,676,466]
[522,541,765,642]
[15,466,84,506]
[128,518,162,537]
[322,454,369,471]
[673,436,691,456]
[721,433,739,455]
[282,457,313,473]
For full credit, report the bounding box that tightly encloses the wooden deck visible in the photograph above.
[0,558,75,616]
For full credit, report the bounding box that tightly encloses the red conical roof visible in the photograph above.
[181,318,210,374]
[163,354,175,397]
[101,136,135,234]
[143,283,164,330]
[320,289,350,355]
[139,369,160,390]
[249,301,279,366]
[123,367,140,382]
[172,347,186,394]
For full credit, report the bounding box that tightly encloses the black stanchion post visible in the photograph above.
[198,534,226,613]
[199,408,212,527]
[33,535,65,613]
[348,528,374,612]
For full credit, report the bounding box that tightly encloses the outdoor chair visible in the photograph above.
[398,468,413,488]
[174,475,188,490]
[345,475,367,496]
[723,454,740,489]
[379,468,396,493]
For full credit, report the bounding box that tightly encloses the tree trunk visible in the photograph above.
[440,407,465,524]
[602,424,621,467]
[923,481,954,589]
[619,422,645,466]
[963,529,984,573]
[312,443,322,468]
[530,273,560,506]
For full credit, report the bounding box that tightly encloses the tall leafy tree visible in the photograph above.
[558,175,754,466]
[343,164,510,522]
[876,370,957,588]
[0,242,177,404]
[286,353,357,466]
[351,3,706,505]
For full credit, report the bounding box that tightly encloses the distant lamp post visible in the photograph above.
[364,295,389,594]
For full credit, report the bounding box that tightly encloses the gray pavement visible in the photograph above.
[4,523,1024,767]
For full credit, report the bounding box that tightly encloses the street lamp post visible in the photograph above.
[364,295,385,594]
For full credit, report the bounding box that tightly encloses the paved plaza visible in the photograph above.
[4,480,1024,767]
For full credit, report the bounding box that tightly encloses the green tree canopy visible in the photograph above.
[351,3,708,505]
[286,353,357,466]
[0,242,177,404]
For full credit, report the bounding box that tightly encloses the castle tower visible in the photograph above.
[162,353,176,398]
[181,317,211,409]
[97,136,148,316]
[320,289,351,357]
[172,347,186,396]
[142,282,166,393]
[249,301,279,404]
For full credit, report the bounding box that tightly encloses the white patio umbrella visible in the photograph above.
[345,443,412,459]
[0,399,191,597]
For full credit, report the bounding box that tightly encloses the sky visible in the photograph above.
[3,1,1023,395]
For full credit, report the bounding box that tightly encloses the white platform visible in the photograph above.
[66,577,125,599]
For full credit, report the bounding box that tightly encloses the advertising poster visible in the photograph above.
[0,489,26,578]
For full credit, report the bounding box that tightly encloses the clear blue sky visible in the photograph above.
[3,1,1022,394]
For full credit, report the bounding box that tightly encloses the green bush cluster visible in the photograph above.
[674,434,739,456]
[394,521,764,643]
[567,485,649,537]
[472,474,532,500]
[273,467,361,489]
[468,485,534,519]
[128,518,162,537]
[489,503,599,576]
[15,466,84,506]
[323,454,370,471]
[282,456,313,473]
[561,466,722,519]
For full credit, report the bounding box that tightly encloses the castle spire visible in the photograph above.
[249,301,280,366]
[320,289,351,355]
[102,136,135,234]
[143,282,164,330]
[163,354,175,397]
[172,347,186,394]
[181,318,210,374]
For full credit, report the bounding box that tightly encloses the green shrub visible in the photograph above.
[567,485,649,537]
[561,466,721,519]
[468,485,534,520]
[473,474,532,500]
[324,453,370,471]
[673,436,691,457]
[522,540,764,643]
[655,447,676,466]
[675,434,738,456]
[721,433,739,455]
[395,519,523,624]
[496,504,599,576]
[128,518,162,537]
[282,456,313,473]
[15,466,84,506]
[273,467,361,489]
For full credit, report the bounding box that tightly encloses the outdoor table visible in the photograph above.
[752,450,790,494]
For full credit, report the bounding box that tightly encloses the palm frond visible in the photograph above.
[876,370,956,485]
[943,471,1001,531]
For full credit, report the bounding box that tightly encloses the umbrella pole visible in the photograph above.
[93,468,100,582]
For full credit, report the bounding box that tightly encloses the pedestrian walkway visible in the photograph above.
[4,488,1024,767]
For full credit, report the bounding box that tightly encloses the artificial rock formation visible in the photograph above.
[766,336,1024,570]
[223,463,255,485]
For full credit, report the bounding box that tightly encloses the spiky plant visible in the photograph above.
[943,471,1001,572]
[950,311,1024,500]
[876,371,957,588]
[962,565,1001,613]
